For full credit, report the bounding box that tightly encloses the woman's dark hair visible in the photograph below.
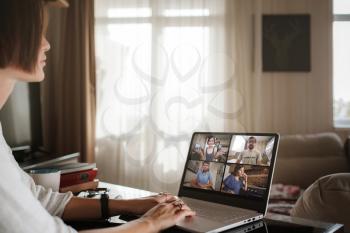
[232,165,244,176]
[207,135,215,143]
[0,0,44,72]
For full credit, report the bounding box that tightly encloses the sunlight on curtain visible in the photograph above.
[95,0,246,193]
[95,0,334,193]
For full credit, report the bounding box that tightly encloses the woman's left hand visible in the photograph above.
[243,173,248,180]
[131,193,177,215]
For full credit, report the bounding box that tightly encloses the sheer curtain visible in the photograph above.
[95,0,243,193]
[94,0,333,193]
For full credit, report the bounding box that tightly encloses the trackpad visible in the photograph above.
[177,215,223,232]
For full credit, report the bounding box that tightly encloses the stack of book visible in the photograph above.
[50,163,99,193]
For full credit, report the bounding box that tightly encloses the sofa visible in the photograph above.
[269,132,350,229]
[272,132,350,189]
[291,173,350,232]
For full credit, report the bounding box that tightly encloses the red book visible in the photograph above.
[60,168,98,188]
[60,179,99,193]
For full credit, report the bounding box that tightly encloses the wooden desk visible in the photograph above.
[67,182,344,233]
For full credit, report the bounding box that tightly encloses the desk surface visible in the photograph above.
[95,182,344,233]
[99,182,155,199]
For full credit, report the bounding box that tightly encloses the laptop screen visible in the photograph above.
[181,133,278,201]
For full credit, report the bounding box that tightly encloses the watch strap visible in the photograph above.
[100,192,109,220]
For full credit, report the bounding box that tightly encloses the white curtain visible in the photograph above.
[94,0,333,194]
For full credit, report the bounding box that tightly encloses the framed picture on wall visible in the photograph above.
[262,14,311,72]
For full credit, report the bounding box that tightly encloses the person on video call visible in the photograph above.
[0,1,195,233]
[204,136,217,161]
[190,143,205,160]
[214,140,226,162]
[222,165,248,194]
[237,136,262,165]
[191,161,213,189]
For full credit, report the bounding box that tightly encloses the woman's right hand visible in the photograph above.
[141,200,196,232]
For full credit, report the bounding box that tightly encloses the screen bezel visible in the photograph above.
[178,132,279,214]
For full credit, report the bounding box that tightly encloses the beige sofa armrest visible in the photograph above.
[291,173,350,232]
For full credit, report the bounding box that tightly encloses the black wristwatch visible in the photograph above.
[100,192,110,220]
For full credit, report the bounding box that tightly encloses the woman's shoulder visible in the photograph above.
[0,150,23,185]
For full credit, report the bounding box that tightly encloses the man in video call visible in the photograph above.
[191,161,213,189]
[237,136,262,165]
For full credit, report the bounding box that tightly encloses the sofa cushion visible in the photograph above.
[290,173,350,232]
[273,132,350,188]
[278,132,345,159]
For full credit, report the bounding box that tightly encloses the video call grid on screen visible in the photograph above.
[182,133,276,199]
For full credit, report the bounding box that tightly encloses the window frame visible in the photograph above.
[333,10,350,129]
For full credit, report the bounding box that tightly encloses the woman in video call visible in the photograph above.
[222,165,248,195]
[191,161,213,189]
[204,136,218,161]
[214,139,226,162]
[0,1,195,233]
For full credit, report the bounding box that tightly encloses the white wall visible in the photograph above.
[231,0,335,135]
[261,0,333,134]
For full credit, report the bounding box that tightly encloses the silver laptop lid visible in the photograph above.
[178,132,279,215]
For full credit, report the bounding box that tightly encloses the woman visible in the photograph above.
[222,165,248,195]
[0,1,195,233]
[204,136,217,161]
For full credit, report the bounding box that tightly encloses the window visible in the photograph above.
[333,0,350,128]
[94,2,219,140]
[94,0,230,192]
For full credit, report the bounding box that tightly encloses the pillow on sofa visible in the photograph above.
[291,173,350,231]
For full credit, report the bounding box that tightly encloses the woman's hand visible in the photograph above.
[242,173,248,191]
[242,172,248,181]
[141,200,196,232]
[130,193,177,215]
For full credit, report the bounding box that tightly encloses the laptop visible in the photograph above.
[176,132,279,233]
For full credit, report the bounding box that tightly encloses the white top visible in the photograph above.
[238,149,262,165]
[0,123,77,233]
